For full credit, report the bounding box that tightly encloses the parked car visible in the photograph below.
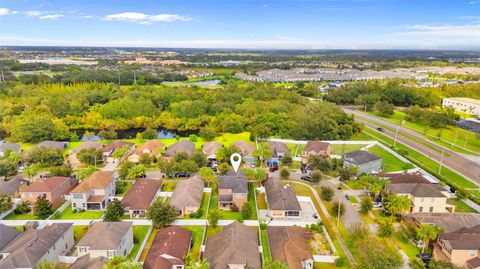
[417,253,431,264]
[269,166,279,172]
[376,127,385,132]
[174,173,190,178]
[301,175,313,182]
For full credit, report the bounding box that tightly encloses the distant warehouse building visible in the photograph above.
[442,97,480,116]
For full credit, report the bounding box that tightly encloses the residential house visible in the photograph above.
[70,254,108,269]
[121,179,162,218]
[70,171,116,211]
[302,141,331,163]
[405,213,480,233]
[205,221,261,269]
[19,176,78,209]
[343,150,383,175]
[266,141,290,168]
[218,170,248,210]
[76,222,133,258]
[169,175,204,217]
[434,224,480,268]
[101,141,134,163]
[127,140,164,163]
[0,223,74,269]
[0,175,28,198]
[29,141,68,152]
[232,140,256,167]
[267,226,314,269]
[264,178,302,219]
[375,173,435,184]
[164,140,195,158]
[386,183,454,213]
[0,224,21,251]
[68,141,103,167]
[143,226,192,269]
[0,142,21,158]
[202,141,223,160]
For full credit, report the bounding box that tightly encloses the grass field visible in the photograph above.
[375,111,480,154]
[127,225,150,260]
[392,231,420,259]
[73,225,89,243]
[331,144,367,155]
[116,181,133,197]
[139,229,157,262]
[183,225,205,260]
[448,198,477,212]
[363,129,477,189]
[53,208,104,220]
[367,145,414,172]
[4,212,40,220]
[260,229,271,262]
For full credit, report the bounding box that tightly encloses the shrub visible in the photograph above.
[230,204,239,212]
[331,201,345,217]
[378,218,394,238]
[14,201,30,214]
[241,203,252,220]
[320,186,334,201]
[335,257,346,267]
[311,169,322,182]
[360,196,373,214]
[455,188,467,199]
[280,167,290,179]
[260,223,267,230]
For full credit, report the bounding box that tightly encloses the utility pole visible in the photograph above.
[464,132,469,148]
[393,126,399,148]
[133,70,136,85]
[337,200,341,229]
[438,150,445,175]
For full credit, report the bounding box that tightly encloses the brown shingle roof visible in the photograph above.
[268,141,291,158]
[202,142,223,158]
[77,222,132,250]
[143,226,192,269]
[121,179,162,210]
[386,183,446,198]
[439,224,480,250]
[101,141,134,153]
[71,254,108,269]
[264,179,301,211]
[467,257,480,268]
[0,224,21,251]
[70,171,115,193]
[375,173,432,184]
[71,141,103,154]
[231,140,256,155]
[0,223,73,268]
[165,140,195,157]
[303,141,330,153]
[169,175,204,211]
[20,177,77,193]
[405,213,480,233]
[205,222,261,269]
[267,226,313,269]
[131,140,164,156]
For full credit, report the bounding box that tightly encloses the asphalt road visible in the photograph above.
[343,107,480,187]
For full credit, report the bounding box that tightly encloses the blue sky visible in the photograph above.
[0,0,479,50]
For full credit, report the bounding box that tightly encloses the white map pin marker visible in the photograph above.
[230,153,242,173]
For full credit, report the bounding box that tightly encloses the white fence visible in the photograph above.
[313,255,339,263]
[134,225,153,262]
[58,255,78,264]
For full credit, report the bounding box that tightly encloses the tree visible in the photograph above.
[36,259,69,269]
[409,257,426,269]
[50,164,73,177]
[126,165,145,180]
[255,168,266,185]
[320,186,334,201]
[308,155,330,173]
[10,112,70,143]
[5,151,21,163]
[186,259,210,269]
[173,151,189,163]
[358,175,389,198]
[280,156,292,167]
[217,163,229,175]
[200,167,215,186]
[416,224,442,254]
[77,148,102,165]
[104,199,125,221]
[279,167,290,179]
[98,129,117,140]
[373,100,395,117]
[147,200,176,228]
[241,202,252,220]
[76,166,99,180]
[339,167,356,181]
[208,209,220,227]
[429,259,463,269]
[112,145,130,159]
[174,160,199,174]
[331,201,345,217]
[158,158,175,177]
[191,150,208,167]
[383,194,411,220]
[14,201,30,214]
[118,161,133,180]
[0,192,12,213]
[264,260,289,269]
[311,169,322,182]
[378,218,394,237]
[0,160,17,179]
[199,126,217,141]
[34,195,52,218]
[104,256,142,269]
[25,148,64,166]
[141,128,157,140]
[24,164,39,181]
[360,196,373,214]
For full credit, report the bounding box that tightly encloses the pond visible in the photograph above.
[75,127,192,141]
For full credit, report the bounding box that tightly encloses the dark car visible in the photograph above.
[376,127,385,132]
[269,166,279,172]
[174,172,190,178]
[301,175,313,182]
[417,253,431,265]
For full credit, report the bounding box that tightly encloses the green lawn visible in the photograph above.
[331,144,367,155]
[209,183,258,220]
[162,181,177,191]
[392,231,420,259]
[363,129,477,189]
[205,226,222,238]
[73,225,89,243]
[53,208,104,220]
[183,225,205,261]
[116,181,133,197]
[367,145,413,172]
[448,198,477,213]
[349,195,358,204]
[4,212,40,220]
[344,180,363,190]
[260,229,271,262]
[127,225,151,260]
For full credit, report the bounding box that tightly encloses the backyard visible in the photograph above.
[53,208,105,220]
[367,145,413,172]
[183,225,205,261]
[73,225,89,243]
[208,183,258,220]
[126,225,151,260]
[183,192,210,219]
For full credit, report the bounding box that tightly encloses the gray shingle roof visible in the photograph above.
[405,213,480,233]
[0,176,28,197]
[32,141,68,151]
[344,150,381,165]
[0,224,21,251]
[268,141,290,158]
[386,183,446,198]
[77,222,132,250]
[0,223,73,269]
[439,224,480,250]
[165,140,195,157]
[218,170,248,194]
[0,142,21,153]
[169,175,204,211]
[264,179,301,211]
[71,254,108,269]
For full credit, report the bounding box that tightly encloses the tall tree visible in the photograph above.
[0,160,17,179]
[0,192,12,213]
[104,199,125,221]
[416,224,442,254]
[147,200,176,228]
[384,194,411,220]
[34,195,53,218]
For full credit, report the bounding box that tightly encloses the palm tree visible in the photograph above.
[416,224,442,254]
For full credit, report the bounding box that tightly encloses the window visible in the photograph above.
[419,207,423,212]
[429,207,433,212]
[285,211,300,217]
[72,194,83,199]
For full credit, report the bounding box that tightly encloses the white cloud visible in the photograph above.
[469,1,479,4]
[25,10,42,16]
[0,8,17,16]
[39,14,64,20]
[274,35,299,41]
[103,12,191,24]
[395,23,480,37]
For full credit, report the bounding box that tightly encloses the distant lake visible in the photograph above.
[75,127,193,141]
